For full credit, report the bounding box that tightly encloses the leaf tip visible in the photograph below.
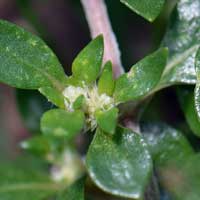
[158,47,169,59]
[147,17,155,23]
[94,34,104,45]
[103,60,112,70]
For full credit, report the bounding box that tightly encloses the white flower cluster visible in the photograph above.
[63,85,115,130]
[50,149,83,183]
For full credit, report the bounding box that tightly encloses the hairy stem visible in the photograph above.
[81,1,159,200]
[123,118,140,133]
[81,0,124,78]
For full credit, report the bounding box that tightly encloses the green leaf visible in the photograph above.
[0,161,60,199]
[41,109,85,139]
[65,76,84,87]
[72,35,103,84]
[141,123,194,167]
[86,127,152,199]
[0,20,66,90]
[195,48,200,121]
[177,87,200,137]
[39,86,65,108]
[114,48,168,103]
[160,0,200,86]
[98,61,115,96]
[95,107,118,134]
[16,89,50,134]
[120,0,165,22]
[22,136,72,159]
[73,95,85,110]
[20,136,51,156]
[57,178,85,200]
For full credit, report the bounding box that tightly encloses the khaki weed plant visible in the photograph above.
[0,0,200,200]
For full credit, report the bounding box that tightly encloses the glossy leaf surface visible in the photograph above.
[160,0,200,86]
[141,123,194,167]
[177,87,200,137]
[86,127,152,199]
[72,35,103,84]
[120,0,165,22]
[41,109,85,139]
[114,48,168,103]
[0,20,66,90]
[195,48,200,121]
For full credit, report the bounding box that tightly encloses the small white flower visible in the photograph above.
[50,149,83,183]
[63,84,115,130]
[63,86,85,111]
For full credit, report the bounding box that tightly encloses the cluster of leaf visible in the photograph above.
[122,0,200,199]
[0,0,200,199]
[0,18,166,199]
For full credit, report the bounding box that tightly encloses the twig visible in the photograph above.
[81,0,124,78]
[123,118,140,133]
[81,2,159,200]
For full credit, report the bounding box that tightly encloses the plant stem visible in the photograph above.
[81,1,160,200]
[80,0,124,78]
[123,118,140,133]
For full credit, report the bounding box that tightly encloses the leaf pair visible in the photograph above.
[0,19,169,200]
[0,19,168,120]
[72,34,168,105]
[4,122,199,200]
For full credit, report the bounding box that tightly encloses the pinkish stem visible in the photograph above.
[81,0,124,78]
